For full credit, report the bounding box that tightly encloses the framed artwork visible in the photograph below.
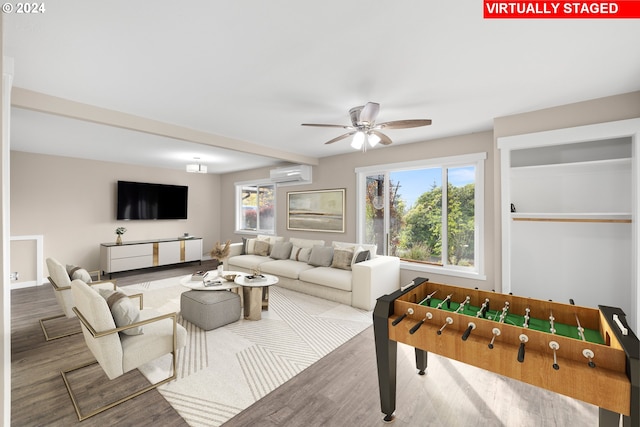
[287,189,345,233]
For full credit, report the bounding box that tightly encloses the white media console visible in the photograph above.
[100,237,203,275]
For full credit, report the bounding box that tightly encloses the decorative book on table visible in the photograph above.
[191,271,206,281]
[244,274,267,283]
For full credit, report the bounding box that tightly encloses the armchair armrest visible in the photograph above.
[49,276,117,292]
[351,256,400,311]
[88,269,101,281]
[127,293,144,310]
[72,306,178,338]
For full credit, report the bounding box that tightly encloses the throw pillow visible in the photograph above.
[331,249,354,271]
[254,240,271,256]
[270,241,293,260]
[98,289,143,335]
[290,246,312,263]
[245,238,257,254]
[66,264,93,283]
[289,245,301,261]
[308,245,334,267]
[354,250,370,264]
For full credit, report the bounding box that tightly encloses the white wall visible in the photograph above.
[10,151,221,278]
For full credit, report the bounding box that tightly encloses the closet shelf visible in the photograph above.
[511,212,631,223]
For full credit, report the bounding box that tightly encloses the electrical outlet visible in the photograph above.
[10,272,18,281]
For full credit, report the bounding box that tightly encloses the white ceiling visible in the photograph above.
[4,1,640,173]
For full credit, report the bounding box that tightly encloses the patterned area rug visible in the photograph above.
[123,276,372,426]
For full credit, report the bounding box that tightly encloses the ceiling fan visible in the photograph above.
[301,102,432,150]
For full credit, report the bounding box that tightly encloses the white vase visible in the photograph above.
[217,264,224,276]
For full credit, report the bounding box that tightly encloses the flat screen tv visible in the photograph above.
[117,181,188,220]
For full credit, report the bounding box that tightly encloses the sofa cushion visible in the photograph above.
[254,240,271,256]
[227,254,271,271]
[259,259,315,280]
[270,241,293,260]
[289,237,325,248]
[299,266,352,292]
[331,249,354,271]
[289,246,312,263]
[308,245,334,267]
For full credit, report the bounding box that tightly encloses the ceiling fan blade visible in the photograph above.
[302,123,354,129]
[377,119,432,129]
[359,102,380,124]
[370,130,393,145]
[324,131,356,145]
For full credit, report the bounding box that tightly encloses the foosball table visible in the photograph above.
[373,278,639,426]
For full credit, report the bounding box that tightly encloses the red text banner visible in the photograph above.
[484,1,640,18]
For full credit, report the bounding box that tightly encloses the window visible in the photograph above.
[235,181,275,234]
[356,153,486,279]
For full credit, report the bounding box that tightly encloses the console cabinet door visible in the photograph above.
[184,239,202,262]
[156,241,181,266]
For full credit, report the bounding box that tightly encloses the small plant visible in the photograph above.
[115,227,127,235]
[210,240,231,260]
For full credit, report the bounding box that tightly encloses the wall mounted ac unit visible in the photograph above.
[269,165,312,186]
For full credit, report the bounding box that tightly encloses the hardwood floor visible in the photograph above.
[12,260,601,426]
[224,327,600,427]
[11,261,215,427]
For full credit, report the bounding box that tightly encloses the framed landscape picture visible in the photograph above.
[287,189,345,233]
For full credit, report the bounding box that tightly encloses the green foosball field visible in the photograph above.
[422,297,604,344]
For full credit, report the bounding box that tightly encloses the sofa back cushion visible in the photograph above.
[308,245,334,267]
[289,237,325,248]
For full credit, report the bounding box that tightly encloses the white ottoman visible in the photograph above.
[180,290,241,330]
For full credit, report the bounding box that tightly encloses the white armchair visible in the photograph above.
[40,257,117,341]
[61,279,187,421]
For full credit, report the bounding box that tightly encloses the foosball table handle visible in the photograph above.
[409,320,424,335]
[461,322,476,341]
[517,334,528,363]
[392,308,414,326]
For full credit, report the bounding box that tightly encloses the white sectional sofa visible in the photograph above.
[225,236,400,311]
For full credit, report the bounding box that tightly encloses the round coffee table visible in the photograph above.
[235,274,279,320]
[179,271,243,291]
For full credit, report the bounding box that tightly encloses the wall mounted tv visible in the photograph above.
[117,181,188,220]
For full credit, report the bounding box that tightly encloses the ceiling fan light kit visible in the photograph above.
[302,101,432,151]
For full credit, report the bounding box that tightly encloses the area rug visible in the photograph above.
[122,276,373,426]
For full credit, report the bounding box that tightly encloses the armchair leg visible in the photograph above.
[39,314,81,341]
[61,353,178,421]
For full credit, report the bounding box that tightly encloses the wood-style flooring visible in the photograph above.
[12,261,601,426]
[11,261,215,427]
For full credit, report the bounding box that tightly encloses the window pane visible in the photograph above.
[393,168,443,265]
[241,186,258,230]
[446,166,475,267]
[365,174,385,255]
[257,185,275,232]
[239,184,275,233]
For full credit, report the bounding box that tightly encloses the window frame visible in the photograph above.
[355,152,486,280]
[234,179,276,236]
